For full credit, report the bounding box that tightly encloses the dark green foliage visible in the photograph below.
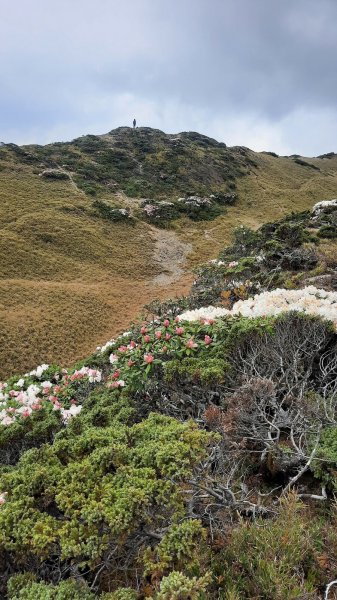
[0,408,62,465]
[143,520,208,579]
[92,200,132,223]
[176,197,223,221]
[39,169,70,180]
[0,398,212,594]
[23,127,250,201]
[314,426,337,490]
[192,210,325,307]
[293,158,320,170]
[164,357,229,386]
[8,575,96,600]
[318,224,337,238]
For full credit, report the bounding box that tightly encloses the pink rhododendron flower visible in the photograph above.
[143,335,151,343]
[21,408,31,418]
[128,340,137,349]
[41,381,52,394]
[0,492,7,505]
[111,369,121,380]
[186,338,198,349]
[204,335,213,345]
[175,327,184,336]
[144,354,154,364]
[118,345,128,353]
[127,359,135,367]
[140,326,147,335]
[165,333,172,341]
[155,331,162,339]
[111,380,125,388]
[163,319,170,328]
[175,316,180,323]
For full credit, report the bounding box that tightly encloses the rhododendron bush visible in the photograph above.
[179,286,337,329]
[0,365,102,427]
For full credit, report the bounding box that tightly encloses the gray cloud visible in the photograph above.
[1,0,337,154]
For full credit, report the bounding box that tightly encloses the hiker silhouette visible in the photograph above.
[133,118,136,128]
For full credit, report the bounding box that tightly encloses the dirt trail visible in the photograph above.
[116,192,193,286]
[148,226,192,286]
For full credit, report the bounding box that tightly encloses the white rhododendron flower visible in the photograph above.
[60,404,83,424]
[98,340,114,353]
[179,287,337,329]
[178,306,231,322]
[109,353,119,364]
[41,381,52,393]
[232,286,337,328]
[15,378,25,388]
[312,199,337,215]
[28,364,49,378]
[0,492,7,505]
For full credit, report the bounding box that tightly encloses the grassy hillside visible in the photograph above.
[1,128,337,377]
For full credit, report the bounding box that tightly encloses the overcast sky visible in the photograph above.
[1,0,337,155]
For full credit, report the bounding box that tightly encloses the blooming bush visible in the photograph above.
[312,198,337,215]
[179,286,337,329]
[0,365,102,428]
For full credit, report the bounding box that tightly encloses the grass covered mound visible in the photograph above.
[0,205,337,599]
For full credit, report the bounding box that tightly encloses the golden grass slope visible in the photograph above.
[1,138,337,378]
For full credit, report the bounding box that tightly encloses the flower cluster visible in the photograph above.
[232,286,337,328]
[0,365,102,427]
[312,198,337,215]
[179,286,337,329]
[177,306,230,323]
[100,317,216,391]
[208,259,239,268]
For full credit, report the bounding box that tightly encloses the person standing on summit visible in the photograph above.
[133,118,136,128]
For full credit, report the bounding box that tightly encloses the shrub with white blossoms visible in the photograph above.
[25,363,50,378]
[312,198,337,215]
[177,306,231,323]
[179,286,337,330]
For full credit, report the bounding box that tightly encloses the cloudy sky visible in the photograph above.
[1,0,337,155]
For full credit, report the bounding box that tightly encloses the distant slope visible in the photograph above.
[0,127,336,377]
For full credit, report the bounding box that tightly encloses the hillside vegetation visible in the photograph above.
[1,127,337,377]
[0,200,336,598]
